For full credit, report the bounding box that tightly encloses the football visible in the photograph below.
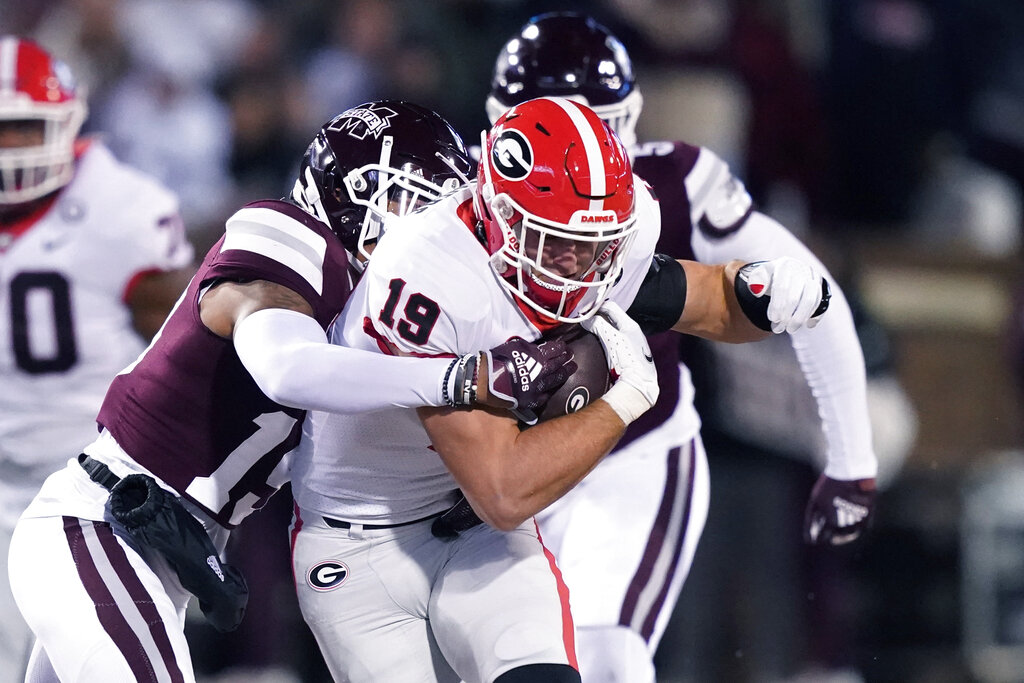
[535,326,611,422]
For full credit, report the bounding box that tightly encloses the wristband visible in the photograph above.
[445,354,479,407]
[733,261,772,331]
[599,382,650,426]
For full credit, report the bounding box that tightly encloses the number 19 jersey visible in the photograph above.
[291,182,659,524]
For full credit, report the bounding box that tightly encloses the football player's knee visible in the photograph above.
[494,662,581,683]
[576,625,654,683]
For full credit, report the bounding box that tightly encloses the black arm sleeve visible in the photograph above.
[626,253,687,335]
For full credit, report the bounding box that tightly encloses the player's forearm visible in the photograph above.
[672,260,768,342]
[234,308,453,411]
[430,402,626,531]
[492,401,625,527]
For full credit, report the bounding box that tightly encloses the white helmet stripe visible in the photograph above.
[0,37,17,95]
[545,97,606,212]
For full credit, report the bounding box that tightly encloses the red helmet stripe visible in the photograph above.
[0,37,17,95]
[546,97,607,211]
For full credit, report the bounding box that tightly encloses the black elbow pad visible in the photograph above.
[627,253,686,335]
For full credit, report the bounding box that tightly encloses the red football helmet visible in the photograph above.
[477,97,638,323]
[0,36,87,205]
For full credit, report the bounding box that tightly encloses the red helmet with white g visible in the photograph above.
[477,96,638,323]
[0,36,87,205]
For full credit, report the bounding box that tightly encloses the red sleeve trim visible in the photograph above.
[361,316,456,359]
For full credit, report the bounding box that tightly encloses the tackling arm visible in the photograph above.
[695,209,878,544]
[200,279,573,414]
[203,279,459,412]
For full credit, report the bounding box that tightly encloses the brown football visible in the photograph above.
[535,326,611,422]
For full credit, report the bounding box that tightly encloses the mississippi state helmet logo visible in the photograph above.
[491,130,533,180]
[306,560,350,592]
[330,103,397,140]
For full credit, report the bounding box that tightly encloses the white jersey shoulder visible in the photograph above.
[684,147,753,235]
[67,141,193,273]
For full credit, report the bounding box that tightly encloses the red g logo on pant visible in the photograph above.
[307,560,350,591]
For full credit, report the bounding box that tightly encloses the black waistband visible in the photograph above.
[78,453,121,490]
[323,510,443,530]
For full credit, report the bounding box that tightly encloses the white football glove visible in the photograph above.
[581,301,659,425]
[739,257,830,334]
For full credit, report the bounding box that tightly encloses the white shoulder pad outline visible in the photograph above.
[685,147,753,237]
[222,206,329,295]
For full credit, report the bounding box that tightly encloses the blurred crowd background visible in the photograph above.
[4,0,1024,682]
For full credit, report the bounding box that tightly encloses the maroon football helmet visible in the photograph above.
[291,100,472,267]
[485,13,642,148]
[0,36,87,204]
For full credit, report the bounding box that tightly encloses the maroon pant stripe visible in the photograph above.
[618,442,695,641]
[638,445,696,640]
[63,516,160,682]
[92,521,186,683]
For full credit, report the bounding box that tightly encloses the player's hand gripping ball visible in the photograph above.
[534,326,611,422]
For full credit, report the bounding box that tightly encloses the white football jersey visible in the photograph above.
[291,181,660,523]
[0,141,193,467]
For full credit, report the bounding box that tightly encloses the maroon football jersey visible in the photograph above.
[98,200,352,527]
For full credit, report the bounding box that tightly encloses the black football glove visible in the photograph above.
[482,337,577,425]
[431,494,484,540]
[108,474,248,632]
[803,474,877,546]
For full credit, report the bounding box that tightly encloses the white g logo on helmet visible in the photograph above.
[491,130,533,180]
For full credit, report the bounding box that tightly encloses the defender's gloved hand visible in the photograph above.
[582,301,659,426]
[803,474,877,546]
[460,336,577,425]
[735,257,831,334]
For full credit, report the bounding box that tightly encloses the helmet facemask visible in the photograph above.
[292,133,464,273]
[342,138,463,267]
